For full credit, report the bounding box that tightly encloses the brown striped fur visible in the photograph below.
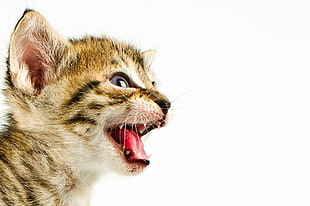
[1,10,170,205]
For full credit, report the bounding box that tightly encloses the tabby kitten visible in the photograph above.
[0,10,170,206]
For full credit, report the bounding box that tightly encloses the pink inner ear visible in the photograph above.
[22,43,45,92]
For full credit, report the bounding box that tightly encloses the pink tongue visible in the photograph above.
[115,128,149,161]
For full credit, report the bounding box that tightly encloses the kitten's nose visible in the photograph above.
[155,98,171,115]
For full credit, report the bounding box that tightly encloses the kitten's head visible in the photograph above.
[5,10,170,174]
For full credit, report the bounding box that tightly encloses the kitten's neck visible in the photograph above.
[4,121,102,206]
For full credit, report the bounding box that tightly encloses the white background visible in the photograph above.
[1,0,310,206]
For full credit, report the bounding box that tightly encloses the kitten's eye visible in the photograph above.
[110,75,129,88]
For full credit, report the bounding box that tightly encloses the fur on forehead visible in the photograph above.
[68,37,155,71]
[66,37,156,86]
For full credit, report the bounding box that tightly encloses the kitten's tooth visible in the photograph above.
[142,124,146,132]
[137,125,145,134]
[124,149,132,158]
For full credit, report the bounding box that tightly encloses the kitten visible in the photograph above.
[0,9,170,206]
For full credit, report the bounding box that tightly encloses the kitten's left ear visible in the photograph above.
[8,9,69,94]
[141,50,156,69]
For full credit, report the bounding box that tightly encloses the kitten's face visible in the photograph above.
[6,11,170,174]
[55,39,170,173]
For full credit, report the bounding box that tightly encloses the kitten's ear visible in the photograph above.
[8,10,69,94]
[141,50,156,69]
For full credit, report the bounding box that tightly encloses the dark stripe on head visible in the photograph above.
[88,103,104,110]
[66,81,100,106]
[66,113,97,125]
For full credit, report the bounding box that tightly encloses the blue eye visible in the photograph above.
[110,75,129,88]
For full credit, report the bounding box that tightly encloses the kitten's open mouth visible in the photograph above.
[107,123,160,166]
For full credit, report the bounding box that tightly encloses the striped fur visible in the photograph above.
[1,10,170,205]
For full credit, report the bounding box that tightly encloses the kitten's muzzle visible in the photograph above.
[139,88,171,115]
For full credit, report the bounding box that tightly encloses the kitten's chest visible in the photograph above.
[65,190,92,206]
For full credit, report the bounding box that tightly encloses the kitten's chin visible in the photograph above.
[114,160,149,175]
[102,147,148,175]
